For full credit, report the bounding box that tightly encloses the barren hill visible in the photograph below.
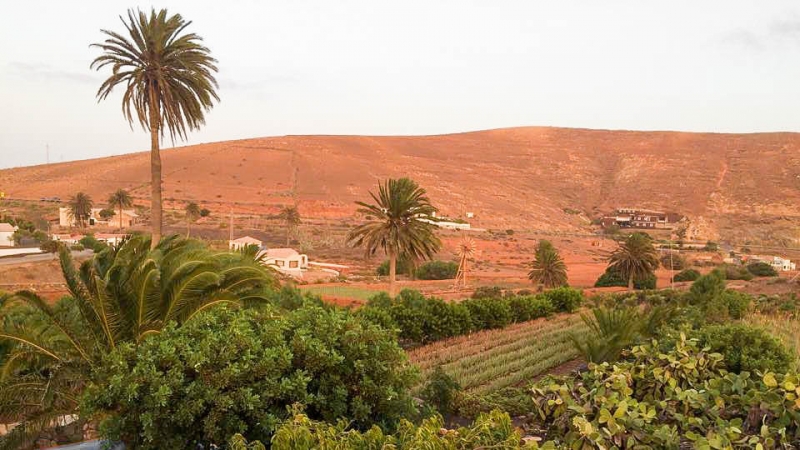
[3,127,800,243]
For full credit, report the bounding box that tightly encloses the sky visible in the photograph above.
[1,0,799,169]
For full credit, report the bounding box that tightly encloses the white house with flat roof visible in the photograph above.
[0,223,17,247]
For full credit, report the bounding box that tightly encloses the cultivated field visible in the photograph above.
[408,314,590,394]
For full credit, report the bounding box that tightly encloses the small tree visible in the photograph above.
[67,192,94,228]
[347,178,441,297]
[279,205,301,246]
[608,233,659,290]
[184,202,201,237]
[98,208,116,221]
[107,188,133,230]
[528,240,568,289]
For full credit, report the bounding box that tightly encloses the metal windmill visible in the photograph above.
[454,234,476,289]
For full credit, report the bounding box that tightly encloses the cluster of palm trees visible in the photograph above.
[66,189,133,230]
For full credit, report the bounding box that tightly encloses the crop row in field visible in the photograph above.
[408,314,589,393]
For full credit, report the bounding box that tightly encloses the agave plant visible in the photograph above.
[0,234,276,449]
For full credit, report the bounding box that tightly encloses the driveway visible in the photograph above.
[0,250,93,266]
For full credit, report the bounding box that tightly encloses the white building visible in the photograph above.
[229,236,264,251]
[771,256,796,272]
[59,207,139,228]
[0,223,17,247]
[262,248,308,277]
[417,218,471,231]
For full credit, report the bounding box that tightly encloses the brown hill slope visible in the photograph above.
[2,127,800,242]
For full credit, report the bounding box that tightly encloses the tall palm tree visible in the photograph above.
[608,233,660,290]
[0,235,275,448]
[107,188,133,231]
[347,178,441,297]
[279,205,301,246]
[91,8,219,248]
[67,192,94,228]
[528,239,568,289]
[185,201,201,237]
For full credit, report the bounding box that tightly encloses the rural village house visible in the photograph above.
[228,236,264,251]
[601,208,685,230]
[58,207,139,228]
[262,248,309,277]
[0,223,18,247]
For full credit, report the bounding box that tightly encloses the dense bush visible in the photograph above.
[231,410,525,449]
[673,268,700,282]
[594,267,656,290]
[697,324,793,374]
[376,258,414,277]
[689,271,726,304]
[715,263,754,281]
[39,239,60,253]
[528,337,800,448]
[507,295,554,322]
[359,289,572,347]
[414,260,459,280]
[463,297,512,330]
[471,285,504,299]
[82,306,418,449]
[78,234,108,252]
[543,286,583,313]
[419,367,461,415]
[747,261,778,277]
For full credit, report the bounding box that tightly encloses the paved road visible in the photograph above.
[0,250,93,266]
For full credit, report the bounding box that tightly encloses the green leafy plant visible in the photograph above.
[673,268,700,282]
[420,367,462,415]
[543,286,583,313]
[415,260,459,280]
[528,240,568,288]
[747,261,778,277]
[83,306,419,449]
[697,324,793,374]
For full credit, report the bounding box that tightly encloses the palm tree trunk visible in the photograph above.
[187,222,191,238]
[148,91,162,249]
[119,204,123,231]
[389,249,397,297]
[628,274,634,290]
[286,222,290,246]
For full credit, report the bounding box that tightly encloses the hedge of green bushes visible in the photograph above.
[358,287,583,346]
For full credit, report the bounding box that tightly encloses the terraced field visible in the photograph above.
[408,314,590,394]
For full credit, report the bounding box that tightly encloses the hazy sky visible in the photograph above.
[1,0,799,169]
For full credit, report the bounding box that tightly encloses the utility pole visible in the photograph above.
[229,207,234,243]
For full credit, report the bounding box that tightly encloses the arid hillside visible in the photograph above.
[3,127,800,242]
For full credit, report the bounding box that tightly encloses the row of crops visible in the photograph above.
[408,314,589,394]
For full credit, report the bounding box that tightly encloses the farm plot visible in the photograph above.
[408,314,590,394]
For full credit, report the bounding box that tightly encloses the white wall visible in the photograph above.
[0,248,43,257]
[0,231,14,247]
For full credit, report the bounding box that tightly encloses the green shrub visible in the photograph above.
[543,287,583,313]
[69,243,85,251]
[697,324,793,374]
[422,298,470,341]
[420,367,461,415]
[79,234,108,252]
[415,260,458,280]
[376,258,414,277]
[660,253,685,270]
[594,267,656,290]
[673,268,700,282]
[39,239,61,253]
[527,336,800,448]
[463,298,512,330]
[199,208,210,217]
[234,409,525,449]
[689,271,726,305]
[83,306,418,448]
[715,264,753,281]
[747,261,778,277]
[704,240,719,251]
[471,285,504,299]
[506,295,554,322]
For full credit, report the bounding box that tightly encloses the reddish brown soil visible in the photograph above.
[2,127,800,241]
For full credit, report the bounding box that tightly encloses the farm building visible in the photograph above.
[0,223,17,247]
[601,208,685,230]
[229,236,264,251]
[262,247,308,277]
[58,208,139,228]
